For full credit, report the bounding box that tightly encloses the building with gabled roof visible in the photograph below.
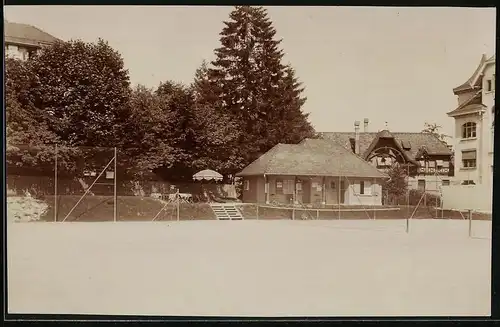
[317,120,454,195]
[236,139,386,206]
[4,20,60,61]
[447,53,495,187]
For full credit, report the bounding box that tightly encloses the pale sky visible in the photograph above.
[4,6,496,137]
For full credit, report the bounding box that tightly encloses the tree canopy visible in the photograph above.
[6,7,316,182]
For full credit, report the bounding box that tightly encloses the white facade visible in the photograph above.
[408,175,451,195]
[4,44,36,61]
[4,21,59,61]
[448,55,495,188]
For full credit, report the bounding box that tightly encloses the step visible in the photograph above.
[210,203,244,220]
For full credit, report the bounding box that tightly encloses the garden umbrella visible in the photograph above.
[192,169,223,182]
[192,169,223,203]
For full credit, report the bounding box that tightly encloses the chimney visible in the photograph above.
[354,121,360,154]
[363,118,369,132]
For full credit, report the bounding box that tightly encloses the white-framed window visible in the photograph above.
[244,180,250,191]
[283,179,294,195]
[462,122,477,139]
[358,180,371,195]
[18,47,29,61]
[428,161,436,168]
[418,179,426,191]
[487,79,492,92]
[442,161,450,168]
[492,106,495,129]
[461,150,477,168]
[275,179,283,194]
[492,106,496,152]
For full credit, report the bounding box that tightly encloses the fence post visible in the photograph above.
[113,147,117,223]
[468,209,472,237]
[372,178,376,220]
[177,189,180,221]
[338,175,341,219]
[292,207,295,220]
[256,204,259,220]
[54,144,58,223]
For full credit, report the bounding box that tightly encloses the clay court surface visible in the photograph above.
[7,219,491,317]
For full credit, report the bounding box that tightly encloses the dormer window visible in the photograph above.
[401,140,411,150]
[462,122,477,139]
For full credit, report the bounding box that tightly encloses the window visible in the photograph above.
[276,179,283,194]
[18,47,28,61]
[244,180,250,191]
[493,106,496,152]
[487,79,492,92]
[428,161,436,168]
[436,160,443,168]
[492,106,496,129]
[418,179,426,191]
[462,122,477,139]
[358,181,372,195]
[283,180,294,195]
[442,161,450,168]
[330,181,336,190]
[461,150,477,168]
[442,180,450,186]
[462,180,476,185]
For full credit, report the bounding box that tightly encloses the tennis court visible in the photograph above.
[7,219,491,316]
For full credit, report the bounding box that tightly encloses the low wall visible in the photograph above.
[441,184,493,213]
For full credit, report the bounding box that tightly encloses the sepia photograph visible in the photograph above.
[4,5,496,318]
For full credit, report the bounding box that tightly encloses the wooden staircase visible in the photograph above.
[210,203,244,220]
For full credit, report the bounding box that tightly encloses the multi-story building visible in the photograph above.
[318,120,454,196]
[4,20,60,60]
[447,54,495,187]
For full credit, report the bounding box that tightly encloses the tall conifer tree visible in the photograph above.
[202,6,314,170]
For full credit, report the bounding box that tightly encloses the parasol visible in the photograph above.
[192,169,223,182]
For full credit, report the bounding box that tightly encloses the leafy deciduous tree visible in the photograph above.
[28,39,132,147]
[382,163,408,204]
